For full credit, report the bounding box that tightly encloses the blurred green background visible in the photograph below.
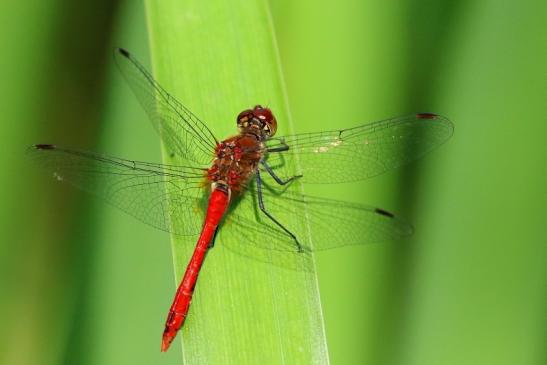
[1,0,545,364]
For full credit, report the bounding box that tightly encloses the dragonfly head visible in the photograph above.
[237,105,277,138]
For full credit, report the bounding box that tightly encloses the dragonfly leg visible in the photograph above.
[261,160,302,186]
[256,170,303,252]
[266,140,289,153]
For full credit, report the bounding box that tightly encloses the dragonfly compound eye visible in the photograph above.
[237,109,254,129]
[237,106,277,137]
[252,106,277,137]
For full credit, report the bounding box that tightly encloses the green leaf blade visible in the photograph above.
[145,1,329,364]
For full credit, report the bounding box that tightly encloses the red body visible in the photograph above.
[161,105,276,351]
[161,187,230,351]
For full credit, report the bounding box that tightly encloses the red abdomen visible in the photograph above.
[161,187,230,351]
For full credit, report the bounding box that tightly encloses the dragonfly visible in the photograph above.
[29,48,454,352]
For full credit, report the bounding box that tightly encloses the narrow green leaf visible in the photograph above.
[145,1,329,364]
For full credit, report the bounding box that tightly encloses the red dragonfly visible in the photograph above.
[30,48,454,352]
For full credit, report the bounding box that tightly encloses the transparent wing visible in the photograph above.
[220,178,412,255]
[28,144,209,236]
[114,48,218,165]
[264,113,454,183]
[29,144,412,270]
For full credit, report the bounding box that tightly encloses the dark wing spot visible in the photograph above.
[375,208,395,218]
[35,144,56,150]
[416,113,438,119]
[117,48,130,58]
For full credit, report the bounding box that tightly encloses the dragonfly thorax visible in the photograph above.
[208,134,265,193]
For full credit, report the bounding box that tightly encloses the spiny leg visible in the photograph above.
[256,170,303,252]
[261,160,302,186]
[266,140,289,153]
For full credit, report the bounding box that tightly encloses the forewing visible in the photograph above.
[264,113,454,183]
[29,145,208,236]
[114,48,218,165]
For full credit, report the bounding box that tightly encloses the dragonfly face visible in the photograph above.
[237,105,277,139]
